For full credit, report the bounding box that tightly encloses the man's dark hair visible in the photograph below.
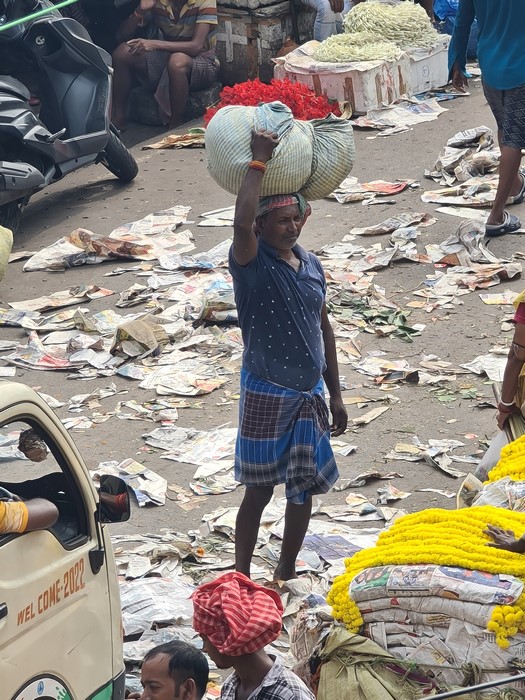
[144,640,209,699]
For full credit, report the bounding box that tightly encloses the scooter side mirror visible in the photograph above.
[98,474,131,524]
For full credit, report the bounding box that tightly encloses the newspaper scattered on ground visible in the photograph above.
[351,97,448,135]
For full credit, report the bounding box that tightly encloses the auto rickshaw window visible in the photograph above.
[0,420,88,548]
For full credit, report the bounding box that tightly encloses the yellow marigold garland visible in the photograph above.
[487,434,525,483]
[327,506,525,648]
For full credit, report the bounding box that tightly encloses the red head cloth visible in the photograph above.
[191,572,284,656]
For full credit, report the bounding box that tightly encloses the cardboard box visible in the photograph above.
[274,42,410,114]
[217,3,314,85]
[407,36,450,95]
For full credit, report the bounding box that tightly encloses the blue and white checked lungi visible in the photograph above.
[234,369,339,504]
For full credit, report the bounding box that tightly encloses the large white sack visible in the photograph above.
[205,102,313,196]
[205,101,355,199]
[301,114,356,200]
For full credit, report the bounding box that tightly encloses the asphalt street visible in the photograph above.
[2,79,522,535]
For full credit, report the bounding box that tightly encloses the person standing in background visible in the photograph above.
[450,0,525,237]
[434,0,477,58]
[301,0,353,42]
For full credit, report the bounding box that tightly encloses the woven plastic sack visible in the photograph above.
[300,114,355,200]
[0,225,13,282]
[205,102,313,196]
[205,101,355,199]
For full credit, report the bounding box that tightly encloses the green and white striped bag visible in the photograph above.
[205,102,355,200]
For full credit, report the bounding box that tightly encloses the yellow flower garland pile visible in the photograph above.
[487,434,525,483]
[327,506,525,648]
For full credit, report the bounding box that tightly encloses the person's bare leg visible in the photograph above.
[497,129,524,203]
[487,143,523,225]
[274,496,312,581]
[167,52,192,129]
[235,485,274,577]
[111,42,135,130]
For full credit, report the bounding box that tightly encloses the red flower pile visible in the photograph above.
[204,79,341,124]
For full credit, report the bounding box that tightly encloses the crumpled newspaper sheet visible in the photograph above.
[349,212,436,236]
[328,177,414,204]
[384,437,469,478]
[8,285,114,312]
[421,174,500,208]
[351,97,448,134]
[22,206,194,272]
[425,220,501,266]
[156,237,231,271]
[460,351,508,383]
[143,425,237,464]
[198,206,235,227]
[119,576,195,636]
[425,125,500,186]
[143,129,205,150]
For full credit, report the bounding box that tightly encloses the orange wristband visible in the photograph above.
[248,160,267,173]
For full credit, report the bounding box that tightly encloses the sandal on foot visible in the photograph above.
[485,211,522,237]
[508,174,525,205]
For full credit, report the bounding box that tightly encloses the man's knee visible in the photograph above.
[168,52,193,74]
[113,42,131,65]
[243,485,274,508]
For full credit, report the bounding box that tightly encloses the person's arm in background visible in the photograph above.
[25,499,59,531]
[127,0,218,57]
[485,524,525,553]
[329,0,344,14]
[127,23,211,57]
[496,321,525,430]
[449,0,475,91]
[116,0,155,44]
[0,499,58,534]
[321,304,348,437]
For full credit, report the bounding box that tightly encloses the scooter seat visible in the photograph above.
[0,76,30,101]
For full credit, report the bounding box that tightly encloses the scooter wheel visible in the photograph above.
[0,200,25,233]
[100,132,138,183]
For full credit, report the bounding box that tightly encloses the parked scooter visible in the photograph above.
[0,0,138,231]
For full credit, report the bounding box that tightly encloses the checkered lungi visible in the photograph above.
[145,50,219,92]
[235,369,339,504]
[145,50,219,120]
[483,80,525,150]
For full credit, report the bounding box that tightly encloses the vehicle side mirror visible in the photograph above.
[98,475,131,524]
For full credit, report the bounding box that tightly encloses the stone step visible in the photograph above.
[128,83,222,127]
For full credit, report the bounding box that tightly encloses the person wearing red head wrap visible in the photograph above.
[192,572,315,700]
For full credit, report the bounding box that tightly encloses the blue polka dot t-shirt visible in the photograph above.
[229,238,327,391]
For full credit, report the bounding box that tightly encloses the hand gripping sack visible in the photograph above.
[205,101,313,196]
